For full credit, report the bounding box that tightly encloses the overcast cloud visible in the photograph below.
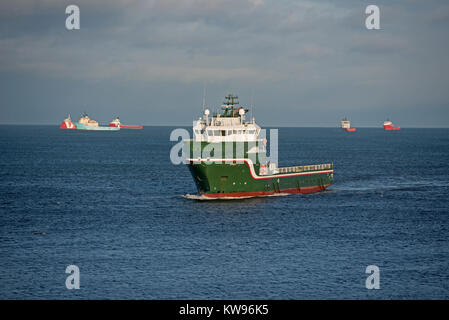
[0,0,448,127]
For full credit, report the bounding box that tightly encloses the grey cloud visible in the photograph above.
[0,0,448,127]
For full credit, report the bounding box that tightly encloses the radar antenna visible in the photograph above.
[221,94,239,117]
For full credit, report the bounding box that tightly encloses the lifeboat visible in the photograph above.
[109,117,143,129]
[59,114,76,129]
[383,120,400,130]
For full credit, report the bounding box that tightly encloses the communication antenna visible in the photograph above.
[202,84,206,112]
[251,89,255,122]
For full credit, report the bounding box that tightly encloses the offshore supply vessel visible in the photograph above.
[109,117,143,129]
[341,118,356,132]
[383,120,400,130]
[76,113,119,131]
[184,94,334,199]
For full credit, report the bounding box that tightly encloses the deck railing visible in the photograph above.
[276,163,333,174]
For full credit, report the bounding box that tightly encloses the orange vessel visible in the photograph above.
[383,120,400,130]
[341,118,356,132]
[109,117,143,129]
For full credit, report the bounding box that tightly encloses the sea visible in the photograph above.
[0,125,448,299]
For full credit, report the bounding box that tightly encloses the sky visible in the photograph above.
[0,0,448,127]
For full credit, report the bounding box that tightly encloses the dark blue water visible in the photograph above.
[0,126,448,299]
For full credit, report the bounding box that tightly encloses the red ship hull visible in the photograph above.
[384,125,400,130]
[344,128,356,132]
[203,184,331,198]
[109,123,143,129]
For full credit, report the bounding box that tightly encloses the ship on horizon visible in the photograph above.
[384,119,400,130]
[341,118,356,132]
[59,114,76,129]
[75,113,120,131]
[184,94,334,199]
[109,117,143,129]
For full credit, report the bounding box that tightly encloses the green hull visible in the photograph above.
[185,141,333,198]
[187,160,333,198]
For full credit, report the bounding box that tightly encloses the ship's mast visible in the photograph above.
[202,85,206,112]
[221,94,239,117]
[251,90,255,123]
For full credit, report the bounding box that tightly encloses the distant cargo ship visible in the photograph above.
[109,117,143,129]
[341,118,356,132]
[383,120,400,130]
[59,114,76,129]
[76,113,119,131]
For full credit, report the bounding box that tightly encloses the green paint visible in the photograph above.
[184,140,333,195]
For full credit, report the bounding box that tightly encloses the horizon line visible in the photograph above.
[0,123,448,129]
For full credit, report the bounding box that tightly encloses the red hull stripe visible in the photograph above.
[384,125,400,130]
[188,159,333,180]
[109,123,143,129]
[120,125,143,129]
[204,184,331,198]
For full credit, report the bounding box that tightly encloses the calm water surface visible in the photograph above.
[0,126,448,299]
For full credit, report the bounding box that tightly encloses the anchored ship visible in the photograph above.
[59,114,76,129]
[383,120,400,130]
[109,117,143,129]
[341,118,356,132]
[184,94,334,199]
[76,113,120,131]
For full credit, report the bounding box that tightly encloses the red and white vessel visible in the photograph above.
[383,120,400,130]
[109,117,143,129]
[59,114,76,129]
[341,118,356,132]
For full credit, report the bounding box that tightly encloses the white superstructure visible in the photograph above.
[192,94,262,143]
[341,119,351,129]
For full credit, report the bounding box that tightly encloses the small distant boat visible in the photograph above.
[59,114,77,129]
[109,117,143,129]
[383,120,400,130]
[341,118,356,132]
[76,113,119,131]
